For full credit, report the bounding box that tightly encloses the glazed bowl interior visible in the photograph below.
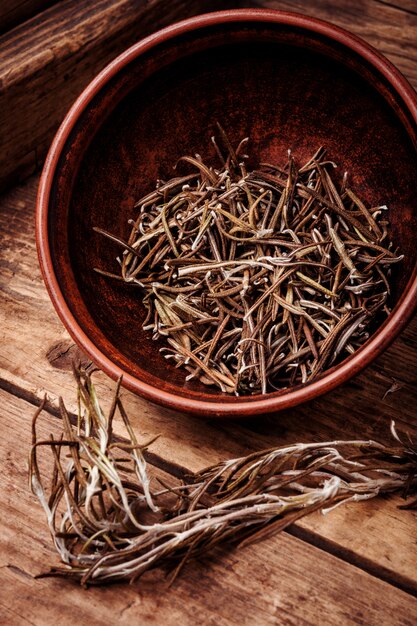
[41,12,417,415]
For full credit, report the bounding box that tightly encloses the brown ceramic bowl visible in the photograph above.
[37,9,417,417]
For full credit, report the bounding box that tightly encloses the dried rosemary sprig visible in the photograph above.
[30,369,417,586]
[95,129,402,395]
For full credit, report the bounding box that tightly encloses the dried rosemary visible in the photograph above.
[95,129,402,394]
[30,369,417,586]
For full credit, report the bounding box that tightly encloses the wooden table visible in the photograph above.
[1,1,416,624]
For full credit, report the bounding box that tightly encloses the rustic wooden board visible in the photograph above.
[1,176,416,596]
[1,1,417,623]
[0,0,227,191]
[0,1,58,35]
[1,389,417,626]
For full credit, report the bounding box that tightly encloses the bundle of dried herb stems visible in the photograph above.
[30,369,417,586]
[95,127,402,394]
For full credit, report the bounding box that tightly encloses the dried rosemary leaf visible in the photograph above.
[95,129,402,395]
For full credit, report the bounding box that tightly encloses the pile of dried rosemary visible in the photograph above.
[30,369,416,587]
[95,127,402,394]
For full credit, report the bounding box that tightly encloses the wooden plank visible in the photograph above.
[1,388,417,626]
[0,0,226,191]
[0,1,58,35]
[1,176,417,594]
[240,0,417,88]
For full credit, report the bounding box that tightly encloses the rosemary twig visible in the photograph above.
[30,370,417,586]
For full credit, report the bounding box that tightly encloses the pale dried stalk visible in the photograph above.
[30,369,417,586]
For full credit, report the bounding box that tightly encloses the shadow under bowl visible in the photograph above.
[37,9,417,417]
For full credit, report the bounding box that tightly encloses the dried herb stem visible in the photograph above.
[30,370,417,586]
[95,129,402,394]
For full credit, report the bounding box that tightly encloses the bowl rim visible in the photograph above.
[37,8,417,416]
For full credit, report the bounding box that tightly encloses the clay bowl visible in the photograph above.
[37,9,417,417]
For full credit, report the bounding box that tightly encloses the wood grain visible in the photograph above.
[374,0,417,16]
[0,1,57,35]
[1,1,417,623]
[1,175,416,594]
[1,389,417,626]
[0,0,228,191]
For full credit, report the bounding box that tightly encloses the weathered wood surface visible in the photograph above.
[0,1,58,35]
[1,389,417,626]
[1,173,417,617]
[1,1,417,624]
[0,0,226,191]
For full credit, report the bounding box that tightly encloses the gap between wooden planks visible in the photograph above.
[1,389,417,626]
[0,176,417,599]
